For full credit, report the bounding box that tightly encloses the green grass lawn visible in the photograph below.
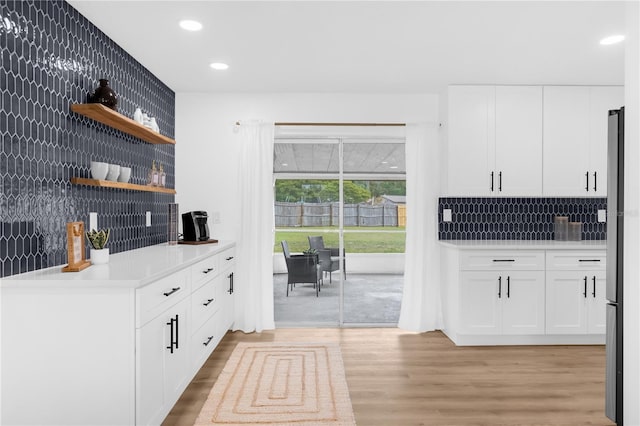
[274,227,406,253]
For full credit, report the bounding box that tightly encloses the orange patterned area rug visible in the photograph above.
[194,342,356,426]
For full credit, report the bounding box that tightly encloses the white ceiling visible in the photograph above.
[67,1,625,94]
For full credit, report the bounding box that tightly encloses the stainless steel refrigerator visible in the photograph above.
[606,106,624,424]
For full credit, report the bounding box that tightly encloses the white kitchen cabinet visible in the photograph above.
[1,242,235,426]
[440,243,607,346]
[218,247,236,331]
[545,250,607,335]
[543,86,623,196]
[459,254,545,335]
[137,295,190,426]
[447,85,542,196]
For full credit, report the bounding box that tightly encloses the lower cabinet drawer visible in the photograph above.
[546,250,606,270]
[191,277,219,332]
[460,250,545,271]
[191,312,221,370]
[137,269,190,327]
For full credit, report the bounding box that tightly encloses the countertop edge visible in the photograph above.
[438,240,606,250]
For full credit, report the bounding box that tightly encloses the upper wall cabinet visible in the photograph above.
[542,86,623,197]
[447,86,543,196]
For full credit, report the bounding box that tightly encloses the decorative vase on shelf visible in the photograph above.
[133,107,143,124]
[150,117,159,132]
[87,78,118,111]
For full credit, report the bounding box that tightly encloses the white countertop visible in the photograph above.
[439,240,606,250]
[0,241,235,289]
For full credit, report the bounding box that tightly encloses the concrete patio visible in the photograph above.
[273,273,404,326]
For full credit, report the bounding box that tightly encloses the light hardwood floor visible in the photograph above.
[163,328,615,426]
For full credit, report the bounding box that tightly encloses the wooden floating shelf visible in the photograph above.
[71,177,177,194]
[70,103,176,145]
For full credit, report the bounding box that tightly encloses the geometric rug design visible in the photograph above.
[194,342,356,425]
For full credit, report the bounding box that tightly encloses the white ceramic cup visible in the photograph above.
[106,164,121,181]
[90,161,109,180]
[118,166,132,183]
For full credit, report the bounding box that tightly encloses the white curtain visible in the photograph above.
[233,121,276,333]
[398,123,443,332]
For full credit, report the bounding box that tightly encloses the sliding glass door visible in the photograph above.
[273,128,405,326]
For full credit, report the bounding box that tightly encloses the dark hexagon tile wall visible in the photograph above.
[1,0,175,277]
[438,197,607,240]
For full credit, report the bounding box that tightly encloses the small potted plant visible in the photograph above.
[86,228,111,264]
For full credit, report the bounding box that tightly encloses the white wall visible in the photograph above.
[624,2,640,423]
[174,93,439,241]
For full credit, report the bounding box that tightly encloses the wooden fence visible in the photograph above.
[275,202,403,227]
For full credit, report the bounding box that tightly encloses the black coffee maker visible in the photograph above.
[182,211,210,241]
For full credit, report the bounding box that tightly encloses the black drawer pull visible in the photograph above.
[579,259,601,262]
[203,298,214,306]
[225,256,234,261]
[203,267,214,274]
[492,259,515,262]
[583,276,588,298]
[203,336,214,346]
[163,287,180,297]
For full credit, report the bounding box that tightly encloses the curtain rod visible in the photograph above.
[234,121,406,127]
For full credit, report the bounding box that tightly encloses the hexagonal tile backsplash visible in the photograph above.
[438,197,607,240]
[1,1,175,277]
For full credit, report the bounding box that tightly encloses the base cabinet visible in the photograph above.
[442,246,606,346]
[0,242,236,426]
[545,251,607,335]
[137,296,190,426]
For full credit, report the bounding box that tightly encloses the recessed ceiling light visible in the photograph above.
[600,34,625,45]
[210,62,229,70]
[381,161,388,164]
[389,166,398,169]
[281,163,288,167]
[179,20,203,31]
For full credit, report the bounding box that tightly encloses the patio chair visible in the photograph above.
[281,240,321,297]
[308,235,345,283]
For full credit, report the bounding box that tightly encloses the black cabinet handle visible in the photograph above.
[490,172,494,192]
[203,298,214,306]
[593,171,597,192]
[228,272,234,294]
[492,259,515,262]
[203,336,214,346]
[166,315,178,353]
[579,259,601,262]
[583,276,588,298]
[585,172,589,192]
[203,267,214,274]
[175,314,179,349]
[498,276,502,298]
[499,171,502,192]
[507,276,510,298]
[592,276,596,298]
[163,287,180,297]
[226,256,234,261]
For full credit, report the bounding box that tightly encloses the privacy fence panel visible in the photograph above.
[275,202,402,227]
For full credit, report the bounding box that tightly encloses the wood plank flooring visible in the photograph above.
[163,328,615,426]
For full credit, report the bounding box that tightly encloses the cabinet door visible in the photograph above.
[589,86,624,196]
[459,272,501,334]
[164,297,191,405]
[587,271,607,334]
[448,86,495,195]
[136,314,168,425]
[545,271,588,334]
[495,86,543,196]
[218,269,235,333]
[543,86,590,196]
[501,271,545,335]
